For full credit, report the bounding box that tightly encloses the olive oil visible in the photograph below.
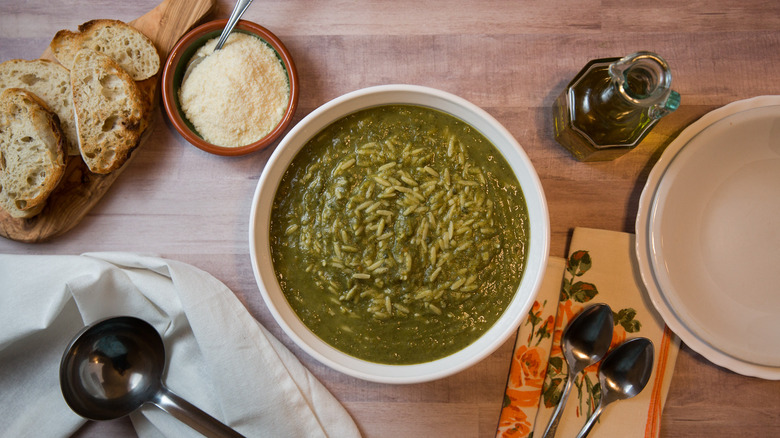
[553,52,680,161]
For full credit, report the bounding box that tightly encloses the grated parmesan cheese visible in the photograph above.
[179,32,290,147]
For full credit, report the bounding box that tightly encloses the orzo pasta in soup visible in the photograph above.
[270,105,529,364]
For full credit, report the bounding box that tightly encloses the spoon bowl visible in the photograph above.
[60,316,244,438]
[576,337,655,438]
[542,303,614,438]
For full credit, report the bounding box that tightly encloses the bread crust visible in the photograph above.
[0,59,79,156]
[51,19,160,81]
[71,49,145,175]
[0,88,67,218]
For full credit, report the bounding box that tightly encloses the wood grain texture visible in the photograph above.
[0,0,214,242]
[1,1,779,437]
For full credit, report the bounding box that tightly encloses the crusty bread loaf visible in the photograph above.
[0,88,67,219]
[0,59,79,156]
[71,48,145,174]
[51,19,160,81]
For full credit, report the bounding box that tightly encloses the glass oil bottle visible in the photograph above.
[553,51,680,161]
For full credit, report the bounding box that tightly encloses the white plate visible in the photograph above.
[636,96,780,379]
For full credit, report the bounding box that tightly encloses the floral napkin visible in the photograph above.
[497,228,680,438]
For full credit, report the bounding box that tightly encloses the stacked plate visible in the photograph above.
[636,96,780,380]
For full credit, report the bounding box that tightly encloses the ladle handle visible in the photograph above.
[541,371,575,438]
[575,403,605,438]
[154,387,245,438]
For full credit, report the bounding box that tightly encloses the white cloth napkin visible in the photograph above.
[0,252,361,438]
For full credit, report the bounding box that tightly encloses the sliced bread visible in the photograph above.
[0,88,67,219]
[51,19,160,81]
[0,59,78,156]
[71,48,146,174]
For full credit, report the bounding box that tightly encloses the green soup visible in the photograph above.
[270,105,529,364]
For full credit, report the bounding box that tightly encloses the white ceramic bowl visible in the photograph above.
[249,84,549,384]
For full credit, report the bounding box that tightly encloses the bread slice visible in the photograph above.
[51,19,160,81]
[71,49,146,175]
[0,59,78,156]
[0,88,67,219]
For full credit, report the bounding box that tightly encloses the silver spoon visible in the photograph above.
[215,0,255,50]
[60,316,245,438]
[541,303,614,438]
[183,0,255,82]
[575,337,654,438]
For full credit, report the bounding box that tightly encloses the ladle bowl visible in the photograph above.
[60,316,244,438]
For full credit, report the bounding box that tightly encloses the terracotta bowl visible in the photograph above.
[161,19,299,156]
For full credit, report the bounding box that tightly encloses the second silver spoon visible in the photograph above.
[575,337,655,438]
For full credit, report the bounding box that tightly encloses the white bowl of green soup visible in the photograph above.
[249,84,549,383]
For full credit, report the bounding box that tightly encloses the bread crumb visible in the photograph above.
[179,33,289,148]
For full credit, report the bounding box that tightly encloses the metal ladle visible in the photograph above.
[575,337,654,438]
[183,0,255,82]
[59,316,245,438]
[542,303,614,438]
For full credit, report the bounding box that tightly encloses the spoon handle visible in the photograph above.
[575,403,604,438]
[215,0,255,50]
[154,386,246,438]
[541,371,575,438]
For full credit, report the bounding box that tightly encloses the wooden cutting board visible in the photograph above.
[0,0,215,242]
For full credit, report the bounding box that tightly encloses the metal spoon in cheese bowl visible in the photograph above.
[182,0,255,82]
[575,337,655,438]
[542,303,614,438]
[59,316,244,438]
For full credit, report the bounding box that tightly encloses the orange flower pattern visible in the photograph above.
[496,251,643,437]
[497,297,556,438]
[542,250,643,420]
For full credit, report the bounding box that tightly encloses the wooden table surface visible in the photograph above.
[1,1,779,436]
